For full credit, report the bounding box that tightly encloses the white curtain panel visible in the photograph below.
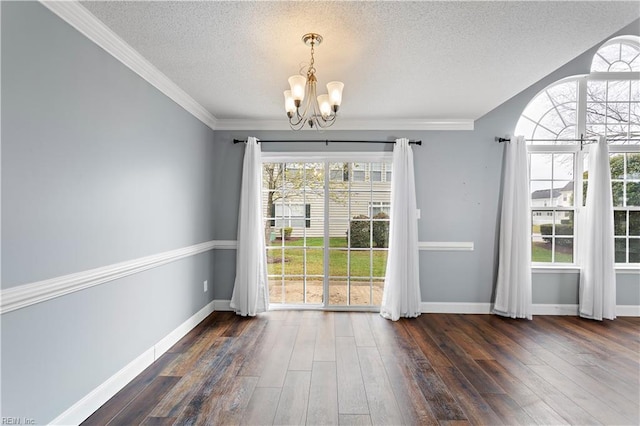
[580,136,616,321]
[494,135,532,319]
[380,138,422,321]
[230,137,269,316]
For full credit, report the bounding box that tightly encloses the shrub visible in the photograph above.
[372,212,389,248]
[348,215,370,248]
[540,223,573,245]
[282,227,293,239]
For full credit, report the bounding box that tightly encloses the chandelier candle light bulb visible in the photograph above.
[284,33,344,130]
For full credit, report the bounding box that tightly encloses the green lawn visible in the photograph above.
[267,237,387,277]
[532,242,573,263]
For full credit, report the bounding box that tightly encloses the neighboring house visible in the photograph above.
[263,162,392,238]
[531,181,574,225]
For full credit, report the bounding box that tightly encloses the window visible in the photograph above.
[272,203,310,228]
[329,162,349,182]
[348,162,392,183]
[516,35,640,265]
[352,163,366,182]
[369,202,391,217]
[370,163,382,182]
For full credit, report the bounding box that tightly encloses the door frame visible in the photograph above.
[262,151,393,310]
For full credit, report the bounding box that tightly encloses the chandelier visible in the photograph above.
[283,33,344,130]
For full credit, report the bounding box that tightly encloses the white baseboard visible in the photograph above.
[213,300,640,317]
[50,300,216,425]
[532,304,579,316]
[213,299,233,311]
[421,302,492,314]
[616,305,640,316]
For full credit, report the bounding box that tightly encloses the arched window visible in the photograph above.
[515,36,640,265]
[591,36,640,72]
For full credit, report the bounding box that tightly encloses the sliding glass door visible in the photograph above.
[263,154,391,309]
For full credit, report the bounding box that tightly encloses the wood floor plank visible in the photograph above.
[357,346,404,426]
[107,376,181,426]
[338,414,372,425]
[421,316,506,395]
[334,312,354,337]
[432,365,504,425]
[351,312,376,347]
[166,313,224,354]
[140,416,176,426]
[476,315,639,408]
[273,371,311,425]
[335,336,369,415]
[288,321,317,371]
[172,318,267,425]
[256,324,298,387]
[528,364,635,425]
[471,338,600,425]
[403,317,453,367]
[378,351,439,425]
[367,317,439,424]
[307,361,339,425]
[240,387,281,426]
[237,319,282,377]
[313,312,336,361]
[482,394,536,426]
[82,352,180,426]
[85,312,639,426]
[474,359,567,425]
[536,316,639,362]
[204,376,258,426]
[564,315,640,349]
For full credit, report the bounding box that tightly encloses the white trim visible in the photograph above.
[532,265,640,274]
[531,304,640,316]
[421,302,491,313]
[1,240,222,314]
[212,240,238,250]
[617,305,640,316]
[39,0,218,131]
[615,266,640,274]
[50,300,216,425]
[215,118,474,131]
[532,266,581,274]
[206,299,640,317]
[213,299,232,311]
[418,241,474,251]
[532,304,579,316]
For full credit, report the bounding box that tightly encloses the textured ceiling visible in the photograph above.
[80,1,639,126]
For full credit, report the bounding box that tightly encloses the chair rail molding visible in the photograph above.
[0,240,228,314]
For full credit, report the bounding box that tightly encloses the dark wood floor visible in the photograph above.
[83,311,640,425]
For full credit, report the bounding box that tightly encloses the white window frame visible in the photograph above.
[520,62,640,270]
[262,152,394,308]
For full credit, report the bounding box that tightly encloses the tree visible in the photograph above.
[583,153,640,206]
[264,162,347,239]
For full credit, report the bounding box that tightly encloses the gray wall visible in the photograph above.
[212,18,640,306]
[2,2,216,423]
[2,1,639,424]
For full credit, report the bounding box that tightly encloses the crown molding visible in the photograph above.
[39,0,218,130]
[39,1,474,133]
[215,118,474,131]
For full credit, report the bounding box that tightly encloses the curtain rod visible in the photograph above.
[233,139,421,146]
[495,135,640,150]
